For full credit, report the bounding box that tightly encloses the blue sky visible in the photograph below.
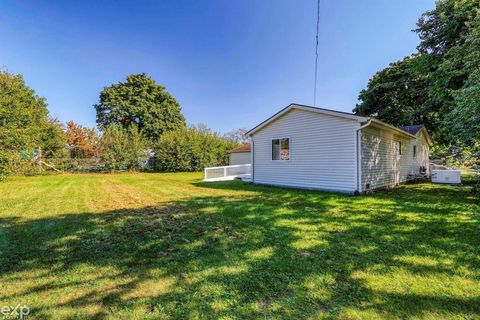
[0,0,435,133]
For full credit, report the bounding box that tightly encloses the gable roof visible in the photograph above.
[399,125,424,135]
[229,144,251,153]
[400,125,432,146]
[246,103,433,143]
[246,103,368,136]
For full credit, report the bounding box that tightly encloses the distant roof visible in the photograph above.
[399,125,424,135]
[229,144,251,153]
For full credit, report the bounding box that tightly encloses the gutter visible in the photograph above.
[370,118,416,139]
[355,119,372,194]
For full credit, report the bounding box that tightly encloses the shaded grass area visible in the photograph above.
[0,173,478,319]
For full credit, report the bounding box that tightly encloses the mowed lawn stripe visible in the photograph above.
[0,173,478,319]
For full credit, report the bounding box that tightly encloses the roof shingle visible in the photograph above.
[399,125,424,135]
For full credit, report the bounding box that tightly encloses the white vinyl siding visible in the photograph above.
[412,130,430,174]
[250,109,359,193]
[229,152,251,165]
[360,126,429,191]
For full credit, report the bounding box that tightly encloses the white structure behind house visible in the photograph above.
[246,104,432,194]
[229,144,251,165]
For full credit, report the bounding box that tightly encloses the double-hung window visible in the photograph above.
[272,138,290,160]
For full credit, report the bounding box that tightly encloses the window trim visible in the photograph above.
[271,137,291,161]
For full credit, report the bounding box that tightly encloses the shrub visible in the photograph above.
[154,124,237,172]
[98,124,148,171]
[0,151,13,181]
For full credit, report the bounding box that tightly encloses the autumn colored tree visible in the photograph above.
[65,121,99,159]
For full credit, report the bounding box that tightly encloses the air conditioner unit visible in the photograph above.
[431,170,461,184]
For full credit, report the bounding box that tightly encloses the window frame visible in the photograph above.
[271,137,291,161]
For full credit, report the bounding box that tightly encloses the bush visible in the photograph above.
[0,151,13,181]
[98,124,148,171]
[153,124,237,172]
[0,151,45,180]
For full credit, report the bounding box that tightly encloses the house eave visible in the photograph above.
[246,103,368,137]
[418,127,433,146]
[369,119,417,139]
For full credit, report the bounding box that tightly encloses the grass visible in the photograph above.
[0,172,478,319]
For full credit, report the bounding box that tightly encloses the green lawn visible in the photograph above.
[0,173,478,319]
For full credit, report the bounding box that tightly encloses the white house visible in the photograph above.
[245,103,431,194]
[229,144,251,165]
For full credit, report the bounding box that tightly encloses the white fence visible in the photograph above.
[204,164,252,182]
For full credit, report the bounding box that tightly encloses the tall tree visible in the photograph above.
[353,55,437,132]
[415,0,478,56]
[94,74,185,143]
[355,0,479,147]
[0,70,65,155]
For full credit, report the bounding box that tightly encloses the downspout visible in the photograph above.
[356,119,372,194]
[250,137,254,183]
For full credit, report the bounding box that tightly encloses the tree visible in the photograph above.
[98,124,148,171]
[154,124,237,172]
[415,0,478,56]
[65,121,99,159]
[94,74,186,144]
[448,14,480,197]
[353,55,437,132]
[355,0,479,145]
[41,118,67,158]
[0,70,63,151]
[223,128,250,144]
[0,70,66,165]
[356,0,480,198]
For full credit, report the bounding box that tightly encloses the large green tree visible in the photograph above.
[0,70,65,155]
[353,55,438,132]
[0,70,65,178]
[95,74,186,143]
[415,0,478,56]
[355,0,480,196]
[355,0,479,148]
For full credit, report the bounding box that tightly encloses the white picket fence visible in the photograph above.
[204,164,252,182]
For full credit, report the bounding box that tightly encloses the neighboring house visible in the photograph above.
[246,103,431,194]
[229,144,251,165]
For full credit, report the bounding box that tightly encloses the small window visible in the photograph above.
[413,145,417,158]
[272,138,290,160]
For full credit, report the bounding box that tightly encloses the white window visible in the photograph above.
[413,145,417,158]
[272,138,290,160]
